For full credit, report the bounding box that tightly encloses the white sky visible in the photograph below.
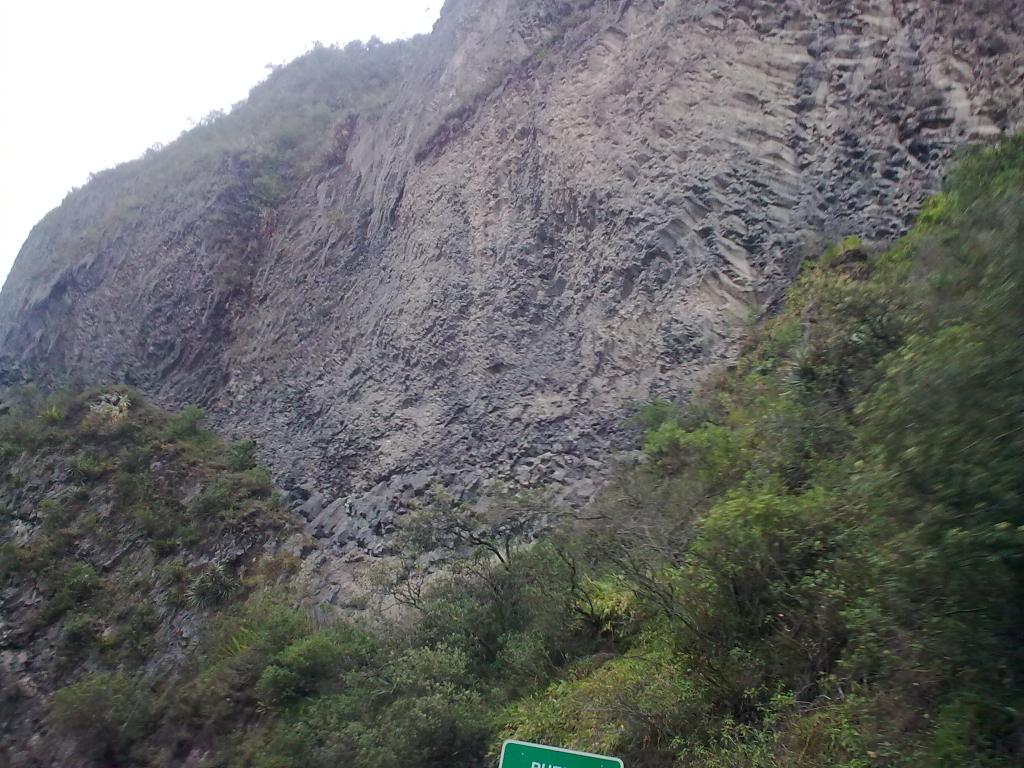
[0,0,445,290]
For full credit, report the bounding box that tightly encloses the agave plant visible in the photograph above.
[186,564,240,609]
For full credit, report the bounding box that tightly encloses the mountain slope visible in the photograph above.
[0,388,301,764]
[1,0,1022,554]
[4,135,1022,768]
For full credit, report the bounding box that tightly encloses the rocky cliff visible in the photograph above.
[2,0,1022,555]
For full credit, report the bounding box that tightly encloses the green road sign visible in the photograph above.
[499,740,623,768]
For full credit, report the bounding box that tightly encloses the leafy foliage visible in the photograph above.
[12,137,1024,766]
[0,387,295,763]
[49,673,156,763]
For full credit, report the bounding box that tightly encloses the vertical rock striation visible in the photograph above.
[2,0,1022,553]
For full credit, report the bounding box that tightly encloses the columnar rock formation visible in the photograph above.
[2,0,1022,552]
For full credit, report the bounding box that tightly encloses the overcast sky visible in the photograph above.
[0,0,444,291]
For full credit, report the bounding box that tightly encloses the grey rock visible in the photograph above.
[297,491,325,521]
[1,0,1022,558]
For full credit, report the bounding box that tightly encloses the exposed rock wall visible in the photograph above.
[2,0,1022,555]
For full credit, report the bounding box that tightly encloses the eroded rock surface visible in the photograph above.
[2,0,1022,554]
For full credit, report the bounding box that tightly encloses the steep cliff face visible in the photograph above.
[2,0,1022,553]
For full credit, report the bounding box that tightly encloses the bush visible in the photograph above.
[161,404,206,440]
[70,453,108,482]
[502,641,696,761]
[192,468,277,522]
[40,404,64,424]
[187,564,240,609]
[227,438,258,471]
[133,504,172,538]
[39,497,74,533]
[50,673,154,762]
[256,625,376,708]
[58,612,101,662]
[0,542,25,581]
[44,562,101,621]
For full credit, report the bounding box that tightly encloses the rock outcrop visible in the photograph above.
[2,0,1022,553]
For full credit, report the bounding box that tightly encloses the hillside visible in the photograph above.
[2,0,1024,764]
[2,135,1022,767]
[0,388,301,763]
[1,0,1022,557]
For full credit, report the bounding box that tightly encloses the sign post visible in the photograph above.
[499,739,623,768]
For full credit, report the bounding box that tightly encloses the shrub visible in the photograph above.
[227,438,258,471]
[43,562,101,621]
[256,625,376,708]
[49,673,154,762]
[106,603,159,662]
[133,504,171,538]
[502,640,697,761]
[40,405,65,424]
[192,468,276,522]
[187,564,240,609]
[59,612,101,662]
[161,404,206,440]
[0,542,24,581]
[39,497,74,533]
[70,452,108,482]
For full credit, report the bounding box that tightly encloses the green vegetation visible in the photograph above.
[187,564,241,609]
[12,37,430,296]
[61,39,420,248]
[50,673,156,763]
[8,137,1024,766]
[0,387,295,758]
